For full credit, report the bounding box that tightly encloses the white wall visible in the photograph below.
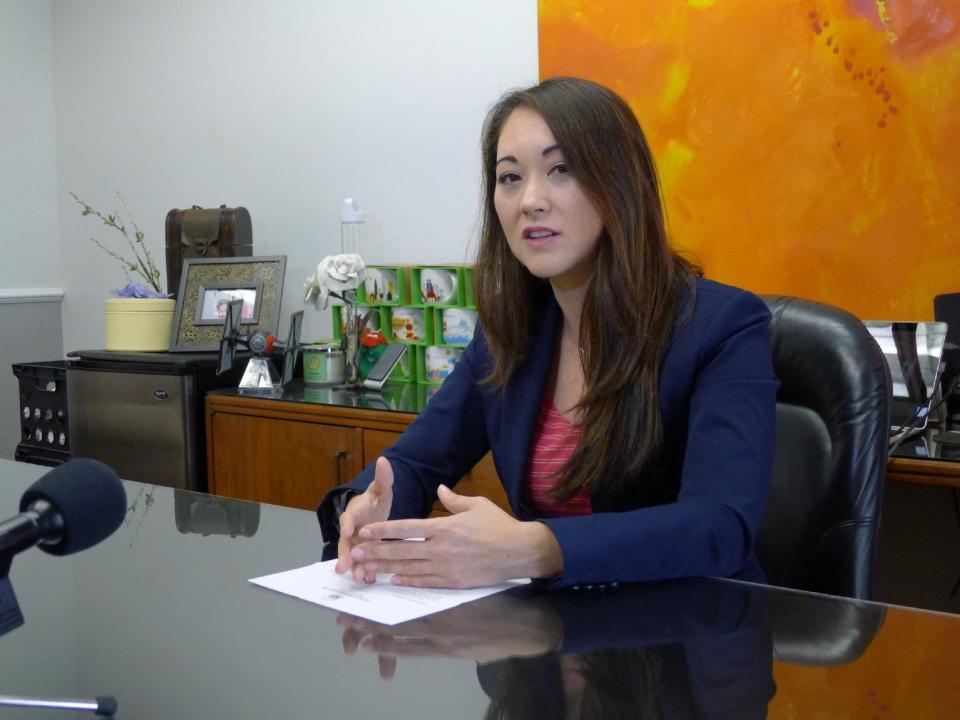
[0,0,61,289]
[0,0,64,459]
[51,0,539,349]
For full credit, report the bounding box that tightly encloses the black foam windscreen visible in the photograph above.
[19,458,126,556]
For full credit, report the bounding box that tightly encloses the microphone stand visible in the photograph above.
[1,557,117,716]
[0,553,24,638]
[0,694,117,716]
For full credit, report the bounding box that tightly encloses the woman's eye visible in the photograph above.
[549,162,569,176]
[497,172,521,185]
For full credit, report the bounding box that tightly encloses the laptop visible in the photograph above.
[864,321,948,435]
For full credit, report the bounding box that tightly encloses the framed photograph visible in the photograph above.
[170,256,286,352]
[195,284,261,325]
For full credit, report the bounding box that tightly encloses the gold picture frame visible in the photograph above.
[169,256,286,352]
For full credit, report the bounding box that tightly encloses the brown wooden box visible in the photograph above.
[165,206,253,296]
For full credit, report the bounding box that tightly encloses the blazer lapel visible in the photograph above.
[498,299,560,516]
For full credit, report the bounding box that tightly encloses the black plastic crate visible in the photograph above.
[15,445,70,468]
[12,360,70,464]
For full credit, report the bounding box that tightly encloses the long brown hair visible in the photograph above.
[474,77,697,501]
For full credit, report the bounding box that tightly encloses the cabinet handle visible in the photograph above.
[333,450,347,485]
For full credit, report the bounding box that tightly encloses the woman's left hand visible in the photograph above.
[349,485,563,588]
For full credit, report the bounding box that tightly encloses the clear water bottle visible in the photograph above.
[340,198,365,255]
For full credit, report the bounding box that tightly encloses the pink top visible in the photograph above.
[525,393,591,517]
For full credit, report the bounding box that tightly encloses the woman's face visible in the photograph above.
[493,107,604,291]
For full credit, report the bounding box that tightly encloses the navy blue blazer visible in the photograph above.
[319,278,778,588]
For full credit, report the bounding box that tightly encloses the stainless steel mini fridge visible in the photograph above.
[66,350,240,491]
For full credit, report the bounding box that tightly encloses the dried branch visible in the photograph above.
[70,191,164,294]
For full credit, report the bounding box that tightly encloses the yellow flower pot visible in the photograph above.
[104,298,175,352]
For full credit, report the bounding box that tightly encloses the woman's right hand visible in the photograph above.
[335,456,394,582]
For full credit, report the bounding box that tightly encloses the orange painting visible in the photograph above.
[539,0,960,319]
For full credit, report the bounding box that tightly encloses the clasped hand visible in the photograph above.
[334,457,562,587]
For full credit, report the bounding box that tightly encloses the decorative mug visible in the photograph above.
[419,268,457,304]
[424,346,463,382]
[441,308,478,345]
[390,307,425,342]
[302,344,345,386]
[364,268,399,304]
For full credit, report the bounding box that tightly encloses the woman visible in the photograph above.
[318,77,778,589]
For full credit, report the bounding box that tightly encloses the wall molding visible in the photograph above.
[0,288,64,304]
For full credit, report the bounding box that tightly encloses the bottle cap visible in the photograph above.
[341,198,366,223]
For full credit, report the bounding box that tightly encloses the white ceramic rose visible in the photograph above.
[303,253,367,310]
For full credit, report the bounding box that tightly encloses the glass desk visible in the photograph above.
[2,459,959,719]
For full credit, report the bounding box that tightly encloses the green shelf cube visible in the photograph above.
[388,342,417,382]
[418,344,466,385]
[410,266,466,308]
[463,267,475,308]
[331,305,346,344]
[359,265,410,306]
[386,305,434,345]
[331,305,389,342]
[414,382,444,411]
[432,306,478,347]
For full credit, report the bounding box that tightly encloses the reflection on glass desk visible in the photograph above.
[2,460,959,719]
[216,379,438,414]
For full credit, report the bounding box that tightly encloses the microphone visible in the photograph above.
[0,459,126,559]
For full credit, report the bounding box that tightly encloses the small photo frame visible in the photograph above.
[195,284,261,325]
[170,255,286,352]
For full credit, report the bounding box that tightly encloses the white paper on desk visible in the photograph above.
[249,560,528,625]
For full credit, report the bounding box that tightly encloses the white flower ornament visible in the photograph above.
[304,253,366,310]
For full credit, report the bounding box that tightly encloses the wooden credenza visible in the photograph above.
[206,388,960,510]
[204,389,510,514]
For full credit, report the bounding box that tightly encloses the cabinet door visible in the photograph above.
[364,429,401,466]
[458,453,512,516]
[363,430,512,517]
[210,412,362,511]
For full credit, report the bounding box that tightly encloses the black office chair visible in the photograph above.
[756,296,891,600]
